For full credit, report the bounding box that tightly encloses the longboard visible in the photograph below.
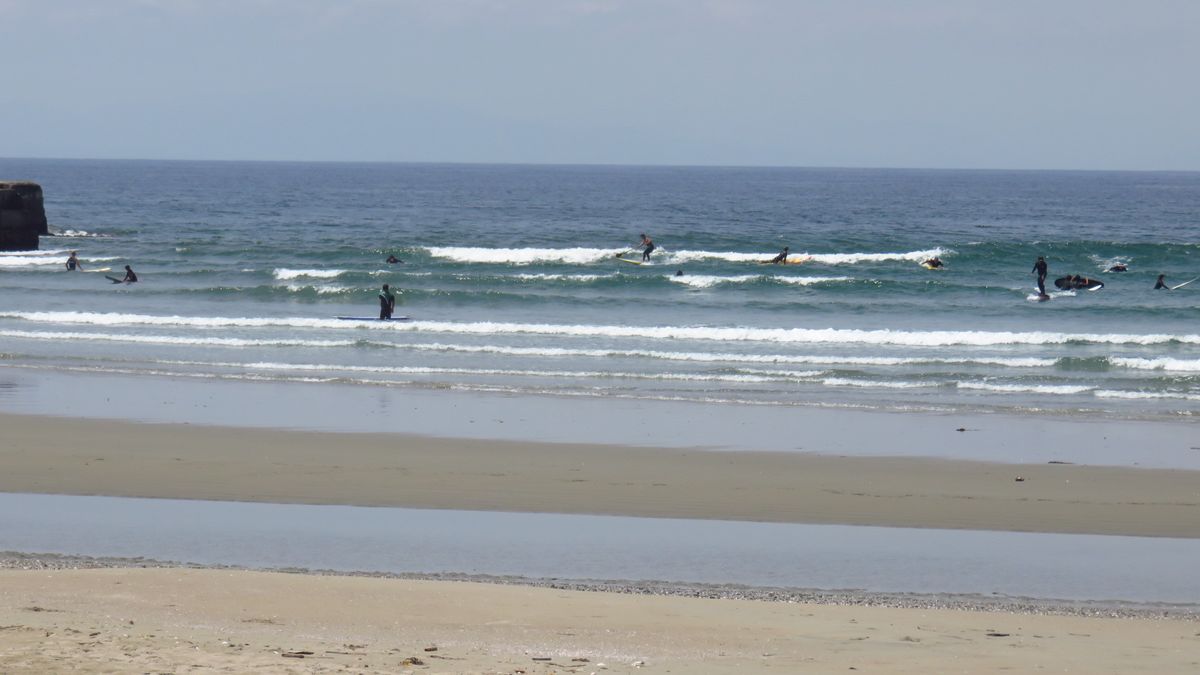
[335,316,411,321]
[617,258,647,266]
[1171,277,1198,290]
[84,267,112,273]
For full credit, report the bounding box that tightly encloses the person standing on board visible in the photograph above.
[65,251,82,271]
[639,233,656,261]
[1032,256,1048,296]
[378,283,396,319]
[1154,274,1169,290]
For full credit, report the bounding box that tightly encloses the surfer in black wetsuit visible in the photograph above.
[121,265,137,283]
[1032,256,1048,296]
[65,251,81,271]
[923,256,943,268]
[1108,263,1127,272]
[769,247,790,264]
[378,283,396,319]
[1155,274,1168,290]
[385,255,402,264]
[639,234,655,261]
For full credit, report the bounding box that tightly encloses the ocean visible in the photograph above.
[1,159,1198,421]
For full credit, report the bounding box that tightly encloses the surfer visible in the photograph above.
[922,256,944,269]
[768,247,790,264]
[1032,256,1048,296]
[1108,263,1128,272]
[65,251,82,271]
[121,265,137,283]
[675,269,684,276]
[378,283,396,319]
[1155,274,1168,290]
[638,233,655,261]
[385,255,402,264]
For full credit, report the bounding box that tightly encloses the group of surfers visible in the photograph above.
[64,250,137,283]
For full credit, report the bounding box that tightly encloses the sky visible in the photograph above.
[1,0,1198,170]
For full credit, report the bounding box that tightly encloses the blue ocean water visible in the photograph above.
[1,159,1197,419]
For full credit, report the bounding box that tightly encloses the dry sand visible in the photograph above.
[1,567,1198,674]
[2,412,1199,537]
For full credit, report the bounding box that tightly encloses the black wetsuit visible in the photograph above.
[1033,259,1048,295]
[1155,277,1168,290]
[379,288,396,319]
[66,258,78,271]
[641,239,656,261]
[123,269,137,283]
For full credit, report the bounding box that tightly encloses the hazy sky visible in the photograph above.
[2,0,1197,169]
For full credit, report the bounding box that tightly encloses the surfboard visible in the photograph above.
[1171,277,1198,290]
[617,258,646,266]
[104,275,125,284]
[84,267,112,273]
[920,262,945,270]
[335,316,411,321]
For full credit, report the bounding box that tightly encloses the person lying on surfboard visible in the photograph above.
[922,256,943,268]
[768,247,790,264]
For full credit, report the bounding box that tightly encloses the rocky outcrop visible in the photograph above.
[0,181,48,250]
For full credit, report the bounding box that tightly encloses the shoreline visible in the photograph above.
[4,552,1196,619]
[2,411,1199,537]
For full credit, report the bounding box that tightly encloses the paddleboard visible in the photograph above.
[335,316,410,321]
[617,258,647,266]
[1171,277,1198,290]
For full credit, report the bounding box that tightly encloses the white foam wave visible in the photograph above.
[1094,390,1200,401]
[668,274,852,288]
[823,377,937,389]
[284,283,354,295]
[50,229,98,237]
[512,273,612,282]
[273,268,344,280]
[0,329,357,348]
[1110,357,1200,372]
[957,382,1092,395]
[669,248,945,265]
[5,311,1197,347]
[426,246,622,265]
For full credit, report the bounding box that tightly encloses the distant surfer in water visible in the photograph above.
[922,256,943,268]
[768,247,790,264]
[379,283,396,319]
[121,265,137,283]
[1032,256,1048,297]
[385,255,401,264]
[65,251,82,271]
[639,233,655,261]
[1108,263,1128,272]
[1155,274,1168,290]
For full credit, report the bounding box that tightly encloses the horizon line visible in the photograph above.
[2,155,1198,175]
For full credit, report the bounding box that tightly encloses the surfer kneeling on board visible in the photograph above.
[379,283,396,319]
[639,233,655,261]
[1155,274,1168,290]
[769,247,790,264]
[66,251,82,271]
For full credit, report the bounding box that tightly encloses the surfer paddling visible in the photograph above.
[922,256,944,269]
[768,247,790,264]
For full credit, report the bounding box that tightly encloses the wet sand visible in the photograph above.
[2,412,1199,537]
[0,566,1196,674]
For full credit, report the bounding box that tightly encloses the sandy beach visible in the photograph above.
[2,412,1199,537]
[0,566,1196,674]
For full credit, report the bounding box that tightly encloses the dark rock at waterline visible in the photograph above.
[0,181,48,250]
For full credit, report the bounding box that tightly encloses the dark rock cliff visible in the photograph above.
[0,181,49,250]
